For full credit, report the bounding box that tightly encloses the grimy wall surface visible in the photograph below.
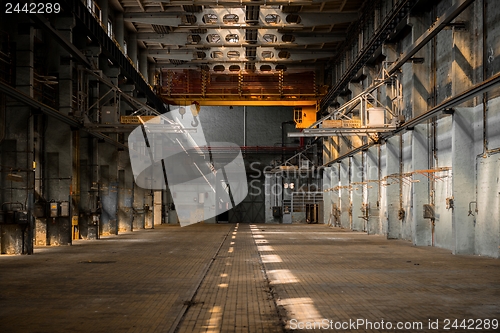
[322,0,500,258]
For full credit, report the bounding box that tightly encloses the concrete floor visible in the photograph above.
[0,223,499,333]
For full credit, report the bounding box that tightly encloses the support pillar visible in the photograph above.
[451,108,476,254]
[153,191,162,225]
[351,153,363,231]
[386,135,401,239]
[139,50,149,83]
[0,19,34,254]
[115,12,124,48]
[133,183,145,229]
[339,160,351,229]
[366,146,380,234]
[128,33,138,68]
[412,124,431,246]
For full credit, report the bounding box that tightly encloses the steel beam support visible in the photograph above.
[0,81,127,150]
[61,0,166,113]
[322,71,500,167]
[386,0,475,76]
[320,0,417,110]
[29,14,92,68]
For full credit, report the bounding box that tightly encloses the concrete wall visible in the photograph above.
[321,0,500,258]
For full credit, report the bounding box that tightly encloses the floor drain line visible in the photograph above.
[168,225,233,333]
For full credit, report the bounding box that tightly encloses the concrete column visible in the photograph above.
[39,17,76,246]
[139,49,149,82]
[118,153,133,232]
[322,167,332,224]
[330,164,340,227]
[351,153,363,231]
[77,133,92,239]
[0,19,34,254]
[128,33,138,67]
[379,144,388,234]
[405,15,432,118]
[451,108,476,254]
[145,191,153,229]
[339,160,351,229]
[412,124,431,246]
[449,1,476,254]
[386,135,401,239]
[331,136,341,160]
[133,184,145,229]
[54,17,76,115]
[153,191,162,225]
[98,143,118,236]
[400,132,413,240]
[365,145,380,234]
[96,0,109,29]
[115,12,124,48]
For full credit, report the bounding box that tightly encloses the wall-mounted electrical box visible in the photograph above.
[0,203,28,224]
[16,211,28,224]
[60,201,69,217]
[49,202,59,218]
[423,204,435,219]
[47,201,70,217]
[100,105,118,124]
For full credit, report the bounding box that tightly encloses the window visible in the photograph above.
[203,13,218,24]
[263,34,277,43]
[211,51,223,59]
[107,18,113,38]
[229,65,240,72]
[260,65,272,71]
[123,40,127,55]
[225,34,239,43]
[206,34,221,43]
[261,51,274,59]
[213,65,225,72]
[227,51,240,59]
[223,14,239,24]
[265,14,280,24]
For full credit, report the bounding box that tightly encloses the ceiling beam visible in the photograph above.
[161,98,318,106]
[135,0,145,12]
[124,11,358,28]
[138,32,344,46]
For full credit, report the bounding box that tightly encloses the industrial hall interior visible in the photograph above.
[1,0,500,332]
